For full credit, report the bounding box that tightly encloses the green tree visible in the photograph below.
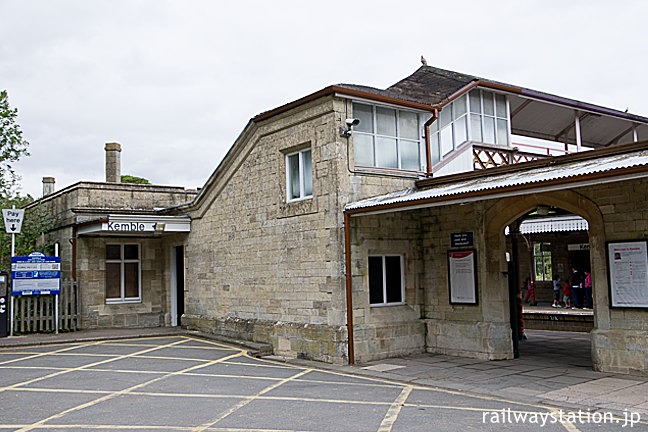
[0,90,30,195]
[0,91,55,271]
[121,174,151,184]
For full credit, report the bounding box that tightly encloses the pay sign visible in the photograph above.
[2,209,25,234]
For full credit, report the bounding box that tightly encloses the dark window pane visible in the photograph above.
[124,263,139,298]
[105,263,121,299]
[124,244,139,260]
[303,150,312,197]
[106,245,121,260]
[368,257,384,304]
[289,153,300,199]
[385,256,402,303]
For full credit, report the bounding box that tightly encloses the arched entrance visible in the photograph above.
[484,190,609,369]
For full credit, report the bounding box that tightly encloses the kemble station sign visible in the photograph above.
[77,214,191,236]
[105,221,162,232]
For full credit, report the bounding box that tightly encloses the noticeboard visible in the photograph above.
[11,252,61,295]
[448,249,478,305]
[607,241,648,309]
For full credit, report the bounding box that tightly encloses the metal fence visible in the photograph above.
[12,279,80,334]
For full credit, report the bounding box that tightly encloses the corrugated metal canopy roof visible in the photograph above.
[504,216,589,235]
[346,144,648,214]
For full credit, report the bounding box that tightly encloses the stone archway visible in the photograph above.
[483,189,609,364]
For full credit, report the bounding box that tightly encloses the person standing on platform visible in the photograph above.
[552,275,562,307]
[584,271,593,309]
[563,280,572,308]
[571,267,584,309]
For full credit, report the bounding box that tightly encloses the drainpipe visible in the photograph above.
[344,211,355,364]
[424,109,439,177]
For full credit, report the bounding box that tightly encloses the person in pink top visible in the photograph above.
[583,271,593,309]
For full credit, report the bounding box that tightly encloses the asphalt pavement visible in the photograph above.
[0,329,647,431]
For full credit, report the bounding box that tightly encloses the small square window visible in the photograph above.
[368,255,404,306]
[286,148,313,202]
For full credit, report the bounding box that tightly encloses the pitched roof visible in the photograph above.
[385,66,475,105]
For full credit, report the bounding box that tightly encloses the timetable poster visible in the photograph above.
[448,250,478,305]
[608,241,648,308]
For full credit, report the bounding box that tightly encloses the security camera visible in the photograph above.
[346,118,360,127]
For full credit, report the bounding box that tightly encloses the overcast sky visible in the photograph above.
[1,0,647,198]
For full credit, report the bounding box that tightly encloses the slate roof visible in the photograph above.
[385,66,475,105]
[335,66,475,106]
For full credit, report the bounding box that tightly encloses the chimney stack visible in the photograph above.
[42,177,55,196]
[105,142,122,183]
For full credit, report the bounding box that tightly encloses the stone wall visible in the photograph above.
[77,236,168,328]
[26,181,196,329]
[582,178,648,376]
[349,211,425,362]
[183,96,421,362]
[30,182,197,229]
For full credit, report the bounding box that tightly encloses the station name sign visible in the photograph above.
[103,221,164,232]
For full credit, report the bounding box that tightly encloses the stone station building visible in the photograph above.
[28,66,648,376]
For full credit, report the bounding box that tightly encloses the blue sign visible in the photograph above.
[11,252,61,295]
[450,232,474,248]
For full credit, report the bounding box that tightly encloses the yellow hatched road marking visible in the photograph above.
[13,340,246,432]
[193,369,313,432]
[0,339,188,393]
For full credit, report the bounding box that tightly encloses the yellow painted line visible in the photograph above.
[550,407,581,432]
[377,386,412,432]
[14,344,247,432]
[0,341,103,366]
[248,353,596,417]
[193,369,313,432]
[128,354,238,363]
[0,366,70,371]
[182,335,254,350]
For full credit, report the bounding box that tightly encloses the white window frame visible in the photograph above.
[368,255,406,307]
[352,102,426,172]
[105,243,142,304]
[533,242,552,282]
[286,148,312,202]
[428,90,511,165]
[466,89,510,147]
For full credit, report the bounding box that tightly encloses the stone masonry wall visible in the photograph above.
[349,211,425,363]
[77,236,167,328]
[184,96,421,363]
[579,178,648,376]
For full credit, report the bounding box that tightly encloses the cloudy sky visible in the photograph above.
[1,0,647,198]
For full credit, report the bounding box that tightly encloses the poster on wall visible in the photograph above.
[607,241,648,309]
[448,249,478,305]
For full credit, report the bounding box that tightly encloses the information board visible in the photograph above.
[11,252,61,295]
[607,241,648,308]
[448,249,478,305]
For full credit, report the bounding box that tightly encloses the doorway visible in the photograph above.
[171,245,185,327]
[506,207,593,366]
